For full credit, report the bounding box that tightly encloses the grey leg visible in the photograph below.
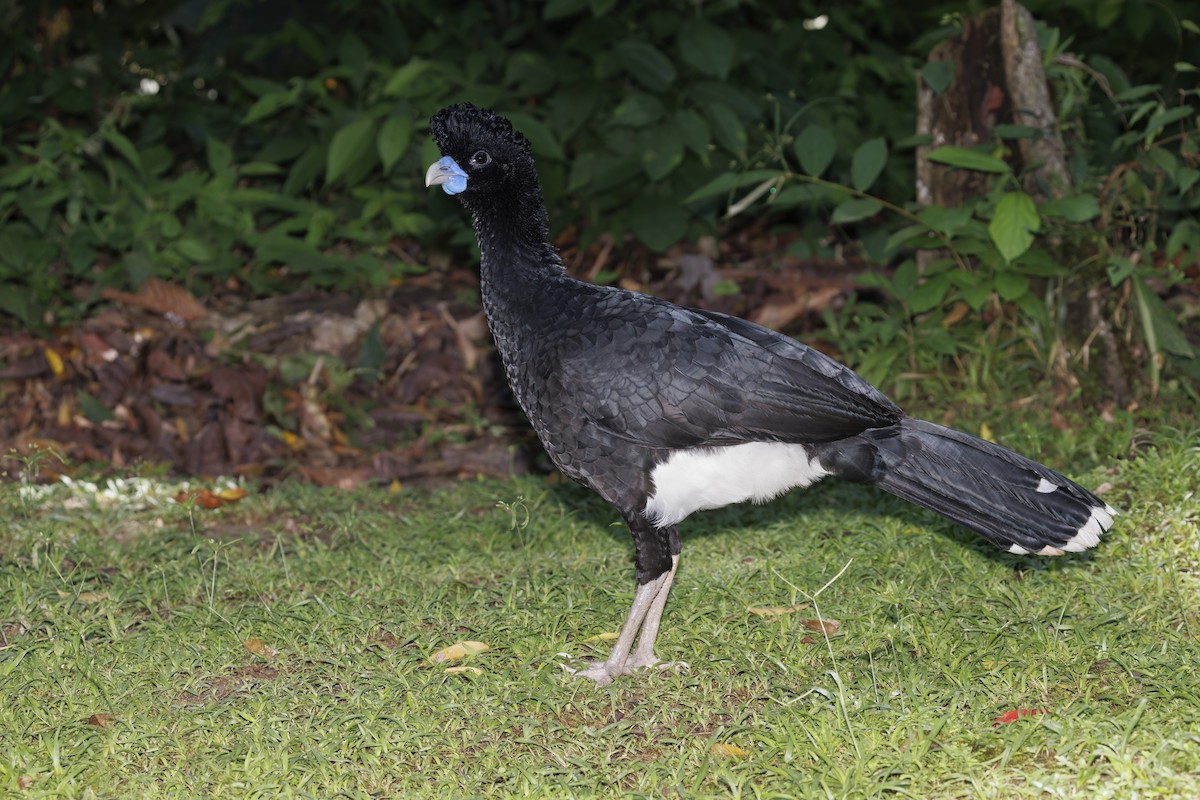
[567,559,676,686]
[625,555,678,671]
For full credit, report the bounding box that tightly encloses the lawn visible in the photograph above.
[1,411,1198,798]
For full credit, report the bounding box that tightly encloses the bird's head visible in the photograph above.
[425,104,536,199]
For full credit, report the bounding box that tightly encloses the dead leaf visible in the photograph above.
[445,666,483,675]
[85,713,116,728]
[584,632,619,643]
[941,301,970,327]
[431,641,490,663]
[800,618,841,636]
[100,278,207,322]
[710,743,749,758]
[244,637,278,659]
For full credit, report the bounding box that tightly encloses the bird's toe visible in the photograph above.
[564,660,623,686]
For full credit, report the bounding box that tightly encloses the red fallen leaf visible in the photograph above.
[993,708,1046,726]
[174,487,248,509]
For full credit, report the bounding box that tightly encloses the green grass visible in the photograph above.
[1,416,1198,798]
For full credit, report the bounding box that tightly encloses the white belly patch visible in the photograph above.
[643,442,830,528]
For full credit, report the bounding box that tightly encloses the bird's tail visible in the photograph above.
[819,417,1116,555]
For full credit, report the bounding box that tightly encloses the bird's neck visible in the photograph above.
[466,185,565,292]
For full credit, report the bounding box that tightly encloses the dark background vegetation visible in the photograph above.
[0,0,1196,481]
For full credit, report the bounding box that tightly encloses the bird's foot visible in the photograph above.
[564,660,627,687]
[564,654,688,686]
[625,653,689,674]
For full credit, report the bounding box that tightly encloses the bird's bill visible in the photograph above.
[425,156,468,195]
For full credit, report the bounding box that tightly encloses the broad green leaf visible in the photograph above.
[1133,273,1194,357]
[795,124,835,177]
[993,124,1041,139]
[988,191,1039,262]
[1145,147,1178,178]
[629,195,689,251]
[1144,105,1193,137]
[771,184,829,208]
[1177,166,1200,195]
[927,146,1011,174]
[378,116,412,173]
[175,238,215,263]
[1166,218,1200,258]
[884,224,931,253]
[610,92,663,127]
[831,198,882,224]
[285,147,326,196]
[685,170,783,203]
[705,103,746,155]
[909,274,952,313]
[1039,195,1100,223]
[922,60,955,94]
[383,59,435,97]
[242,86,301,125]
[615,40,676,92]
[679,18,735,79]
[1106,256,1135,286]
[918,205,973,235]
[326,117,378,186]
[851,138,888,191]
[673,109,710,158]
[102,129,142,172]
[504,112,565,160]
[206,138,234,174]
[892,260,918,299]
[639,124,684,181]
[994,270,1030,301]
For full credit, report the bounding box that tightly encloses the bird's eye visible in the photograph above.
[469,150,492,168]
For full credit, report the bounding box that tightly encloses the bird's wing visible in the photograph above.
[552,288,901,451]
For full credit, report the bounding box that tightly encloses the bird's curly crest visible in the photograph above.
[429,103,531,157]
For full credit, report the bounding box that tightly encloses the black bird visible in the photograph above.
[425,104,1115,686]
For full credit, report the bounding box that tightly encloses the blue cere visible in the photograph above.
[428,156,468,195]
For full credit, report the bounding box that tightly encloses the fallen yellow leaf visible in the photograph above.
[941,301,970,327]
[244,637,279,659]
[584,632,619,643]
[710,743,749,758]
[431,641,490,663]
[44,347,65,376]
[747,604,808,617]
[980,422,995,443]
[445,666,483,675]
[281,430,306,451]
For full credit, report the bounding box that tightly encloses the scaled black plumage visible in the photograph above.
[425,104,1115,686]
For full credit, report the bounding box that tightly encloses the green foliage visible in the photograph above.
[0,0,1195,409]
[701,14,1199,401]
[0,2,930,325]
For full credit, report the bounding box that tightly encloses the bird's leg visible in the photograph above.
[568,521,682,685]
[625,554,678,671]
[567,567,673,686]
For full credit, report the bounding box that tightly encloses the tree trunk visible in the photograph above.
[916,0,1070,212]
